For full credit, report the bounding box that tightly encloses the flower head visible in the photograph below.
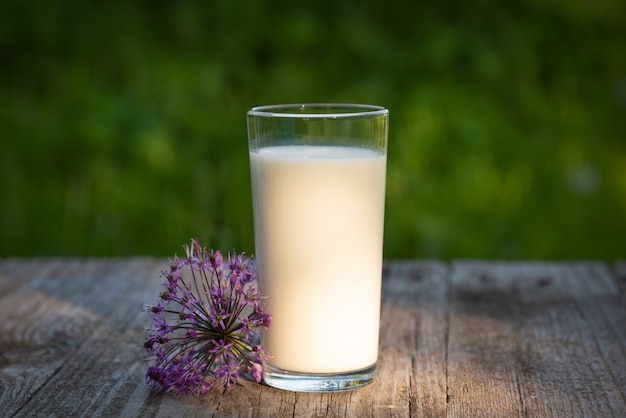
[143,239,271,396]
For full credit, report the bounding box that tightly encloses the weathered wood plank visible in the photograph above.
[447,261,526,417]
[0,259,162,417]
[2,259,625,417]
[447,261,626,417]
[376,261,449,417]
[0,259,101,416]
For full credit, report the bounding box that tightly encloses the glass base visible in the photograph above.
[263,363,376,392]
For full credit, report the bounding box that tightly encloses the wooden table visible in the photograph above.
[1,258,624,417]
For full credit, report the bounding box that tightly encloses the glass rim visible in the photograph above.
[248,103,388,119]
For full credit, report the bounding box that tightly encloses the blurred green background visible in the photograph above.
[1,0,625,260]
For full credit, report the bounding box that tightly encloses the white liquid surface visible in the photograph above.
[250,145,386,373]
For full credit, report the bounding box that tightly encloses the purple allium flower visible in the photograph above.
[143,239,271,396]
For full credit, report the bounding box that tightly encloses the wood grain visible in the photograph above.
[447,261,625,417]
[0,259,624,417]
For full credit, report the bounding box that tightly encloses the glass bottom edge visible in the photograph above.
[262,363,377,392]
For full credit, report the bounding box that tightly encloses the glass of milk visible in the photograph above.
[247,104,388,392]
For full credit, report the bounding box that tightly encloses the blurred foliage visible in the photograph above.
[1,0,625,259]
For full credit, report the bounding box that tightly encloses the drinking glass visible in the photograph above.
[247,104,388,392]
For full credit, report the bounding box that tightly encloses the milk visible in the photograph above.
[250,145,386,374]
